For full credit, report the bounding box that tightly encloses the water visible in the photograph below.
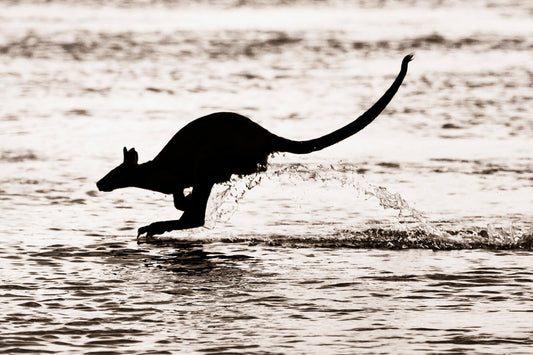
[1,0,532,353]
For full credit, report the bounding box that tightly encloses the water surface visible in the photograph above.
[1,0,532,353]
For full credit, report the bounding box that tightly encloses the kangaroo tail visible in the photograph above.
[273,54,413,154]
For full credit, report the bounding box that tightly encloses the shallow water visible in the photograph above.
[2,238,533,354]
[1,0,532,353]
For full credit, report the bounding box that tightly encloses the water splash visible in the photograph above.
[204,172,263,228]
[206,162,433,225]
[200,162,532,249]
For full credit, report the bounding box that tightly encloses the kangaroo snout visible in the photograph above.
[96,180,105,191]
[96,179,111,192]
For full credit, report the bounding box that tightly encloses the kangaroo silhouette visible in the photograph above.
[97,55,413,238]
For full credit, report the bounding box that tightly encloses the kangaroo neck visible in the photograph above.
[130,161,179,194]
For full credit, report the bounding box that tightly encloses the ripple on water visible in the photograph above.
[2,238,533,353]
[0,149,39,163]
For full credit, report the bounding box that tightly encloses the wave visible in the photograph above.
[229,227,533,250]
[1,30,530,61]
[140,227,533,250]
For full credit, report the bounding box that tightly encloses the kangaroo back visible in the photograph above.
[273,55,413,154]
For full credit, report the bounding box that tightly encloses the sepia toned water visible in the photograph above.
[1,0,532,353]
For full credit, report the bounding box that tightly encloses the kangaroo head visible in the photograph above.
[97,147,139,192]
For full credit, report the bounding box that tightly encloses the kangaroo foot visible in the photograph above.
[137,219,204,239]
[137,221,169,239]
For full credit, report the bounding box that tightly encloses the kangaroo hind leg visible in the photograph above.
[173,190,191,211]
[177,182,213,228]
[137,182,214,238]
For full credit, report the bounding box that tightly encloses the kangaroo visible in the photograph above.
[97,54,413,238]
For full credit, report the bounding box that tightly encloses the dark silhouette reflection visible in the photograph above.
[145,244,214,275]
[96,55,413,238]
[135,240,254,278]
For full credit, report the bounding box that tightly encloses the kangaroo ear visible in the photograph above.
[130,148,139,164]
[122,147,138,165]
